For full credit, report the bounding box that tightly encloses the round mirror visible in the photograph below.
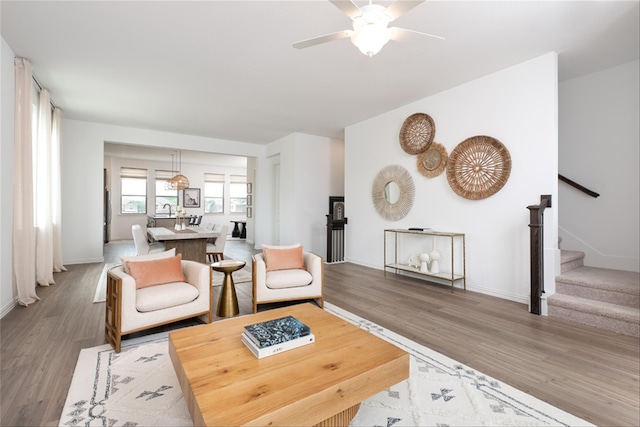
[384,181,401,204]
[372,165,415,221]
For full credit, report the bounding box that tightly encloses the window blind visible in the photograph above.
[120,167,147,178]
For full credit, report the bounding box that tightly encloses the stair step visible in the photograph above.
[556,266,640,308]
[548,294,639,337]
[560,250,584,273]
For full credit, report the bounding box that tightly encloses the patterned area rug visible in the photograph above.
[92,263,118,303]
[59,303,592,426]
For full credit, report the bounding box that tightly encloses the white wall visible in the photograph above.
[61,119,265,264]
[105,155,247,241]
[345,53,559,304]
[1,37,16,316]
[255,133,344,256]
[559,60,639,272]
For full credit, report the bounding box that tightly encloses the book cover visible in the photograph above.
[244,316,311,348]
[241,332,315,359]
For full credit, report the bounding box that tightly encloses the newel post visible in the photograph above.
[527,195,552,315]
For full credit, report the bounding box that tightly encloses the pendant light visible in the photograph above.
[169,150,189,191]
[165,153,177,190]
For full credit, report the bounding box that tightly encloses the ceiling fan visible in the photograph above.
[293,0,444,57]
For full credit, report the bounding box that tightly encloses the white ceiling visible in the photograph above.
[2,1,639,146]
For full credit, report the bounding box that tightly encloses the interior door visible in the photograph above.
[103,168,111,243]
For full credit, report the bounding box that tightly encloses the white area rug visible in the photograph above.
[59,303,593,427]
[92,264,118,303]
[92,262,251,303]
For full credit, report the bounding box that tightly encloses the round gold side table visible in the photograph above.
[211,260,246,317]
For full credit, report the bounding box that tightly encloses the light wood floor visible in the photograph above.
[1,240,638,426]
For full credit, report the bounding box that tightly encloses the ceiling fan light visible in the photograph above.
[351,24,392,57]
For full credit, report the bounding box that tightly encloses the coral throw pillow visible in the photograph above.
[120,248,176,274]
[263,245,305,272]
[126,254,186,289]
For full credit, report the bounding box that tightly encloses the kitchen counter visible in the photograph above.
[147,227,220,263]
[147,215,178,228]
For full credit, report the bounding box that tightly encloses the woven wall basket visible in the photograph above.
[372,165,415,221]
[399,113,435,155]
[417,142,448,178]
[446,135,511,200]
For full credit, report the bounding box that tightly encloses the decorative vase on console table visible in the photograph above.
[419,253,431,273]
[429,237,441,274]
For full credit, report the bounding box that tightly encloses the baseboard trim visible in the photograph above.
[348,259,530,306]
[63,256,105,265]
[466,283,529,305]
[0,298,18,319]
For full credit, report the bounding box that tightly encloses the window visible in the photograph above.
[230,175,247,214]
[204,173,224,213]
[155,170,178,215]
[121,167,147,213]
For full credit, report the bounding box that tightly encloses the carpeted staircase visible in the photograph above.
[548,250,640,337]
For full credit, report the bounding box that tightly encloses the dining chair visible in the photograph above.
[131,224,165,255]
[206,225,228,262]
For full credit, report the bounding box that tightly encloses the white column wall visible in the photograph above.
[255,133,344,257]
[1,37,16,316]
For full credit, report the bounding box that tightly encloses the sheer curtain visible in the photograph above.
[13,58,66,305]
[13,58,38,305]
[35,89,66,286]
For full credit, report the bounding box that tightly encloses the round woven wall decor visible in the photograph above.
[417,142,448,178]
[372,165,415,221]
[399,113,435,155]
[446,135,511,200]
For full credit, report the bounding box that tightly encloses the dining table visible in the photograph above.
[147,226,220,264]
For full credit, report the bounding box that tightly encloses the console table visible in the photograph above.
[384,229,466,292]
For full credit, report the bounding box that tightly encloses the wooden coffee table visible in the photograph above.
[169,303,409,426]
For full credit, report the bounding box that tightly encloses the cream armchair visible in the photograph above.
[252,247,324,313]
[105,252,212,352]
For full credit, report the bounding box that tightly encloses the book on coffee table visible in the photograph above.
[241,331,315,359]
[244,315,311,348]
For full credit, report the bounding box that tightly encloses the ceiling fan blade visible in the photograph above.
[390,27,445,42]
[329,0,362,18]
[293,30,353,49]
[384,0,425,21]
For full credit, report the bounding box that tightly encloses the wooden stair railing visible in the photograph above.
[558,174,600,198]
[527,195,552,315]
